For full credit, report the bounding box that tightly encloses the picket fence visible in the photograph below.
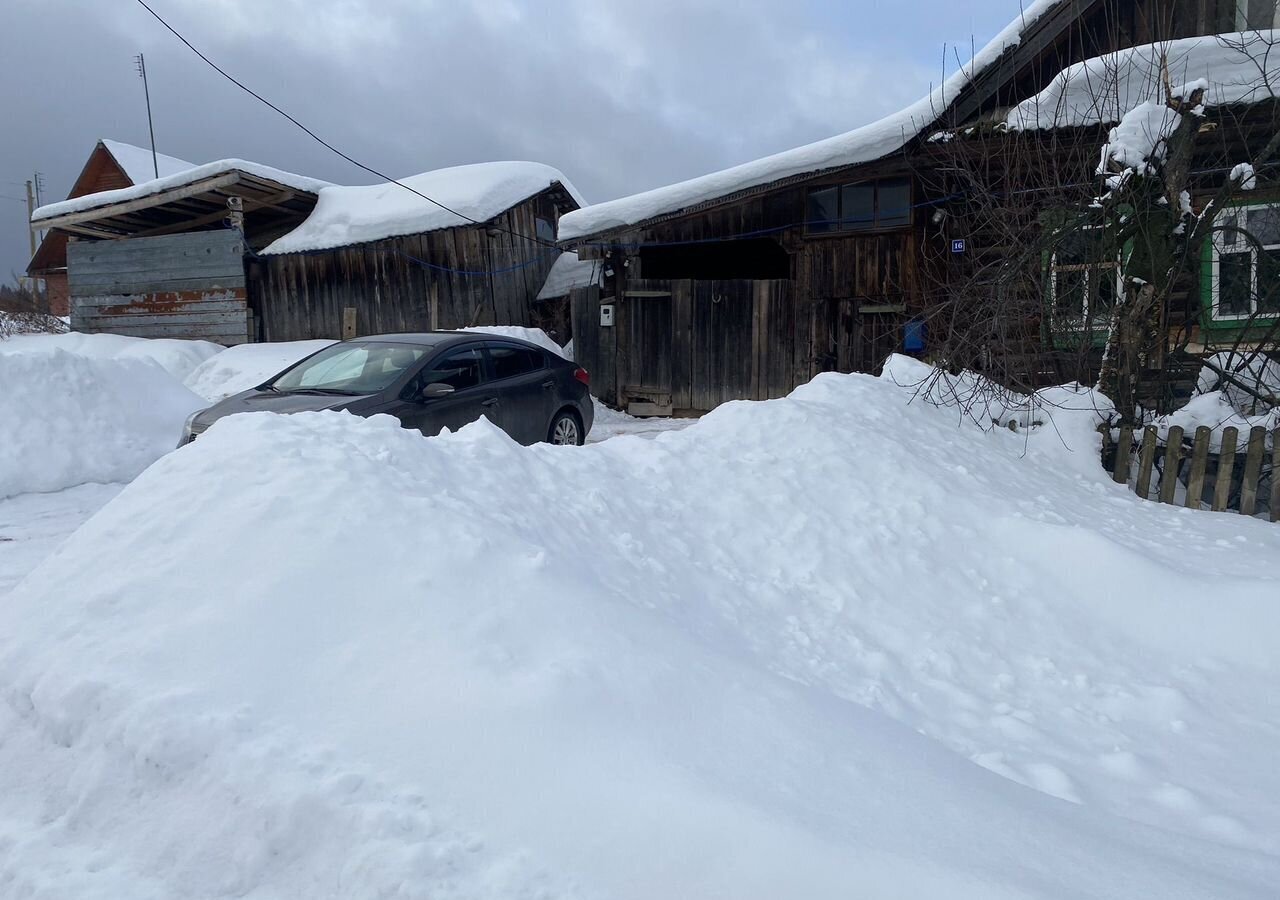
[1101,424,1278,521]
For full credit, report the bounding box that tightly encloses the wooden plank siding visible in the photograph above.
[68,230,251,344]
[249,190,564,342]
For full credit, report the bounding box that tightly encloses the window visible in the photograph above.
[1049,228,1119,327]
[1210,204,1280,320]
[488,344,544,380]
[536,217,556,244]
[1237,0,1280,29]
[271,342,427,394]
[420,347,486,391]
[806,178,912,233]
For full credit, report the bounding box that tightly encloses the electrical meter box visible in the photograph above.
[600,304,615,327]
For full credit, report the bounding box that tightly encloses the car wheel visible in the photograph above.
[549,410,584,446]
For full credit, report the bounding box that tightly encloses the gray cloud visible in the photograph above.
[2,0,1011,280]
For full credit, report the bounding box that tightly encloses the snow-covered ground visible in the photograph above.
[0,483,123,595]
[0,353,1277,898]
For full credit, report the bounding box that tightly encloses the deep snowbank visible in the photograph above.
[2,373,1279,898]
[0,351,204,498]
[0,331,223,381]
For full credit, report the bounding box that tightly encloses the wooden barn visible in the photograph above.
[26,139,196,316]
[28,157,330,344]
[29,158,581,345]
[249,162,583,341]
[560,0,1280,416]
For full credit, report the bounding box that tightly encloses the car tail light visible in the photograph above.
[574,367,590,387]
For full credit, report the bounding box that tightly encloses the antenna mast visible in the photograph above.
[134,53,159,178]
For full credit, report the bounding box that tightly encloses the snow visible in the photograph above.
[100,139,195,185]
[0,331,223,381]
[1006,31,1280,130]
[585,397,692,442]
[182,340,336,401]
[2,369,1280,897]
[558,1,1064,240]
[0,351,204,498]
[1097,100,1182,179]
[536,251,603,300]
[1231,161,1259,189]
[31,159,332,223]
[1197,350,1280,412]
[454,325,569,358]
[0,484,122,595]
[1158,391,1279,452]
[262,162,585,255]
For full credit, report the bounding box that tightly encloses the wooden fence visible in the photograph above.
[1101,424,1279,521]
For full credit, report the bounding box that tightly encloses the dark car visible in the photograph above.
[181,333,593,447]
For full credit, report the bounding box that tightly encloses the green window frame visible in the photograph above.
[1046,225,1122,335]
[1203,202,1280,328]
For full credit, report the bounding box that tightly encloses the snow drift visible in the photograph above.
[0,351,204,498]
[2,371,1279,898]
[0,331,223,382]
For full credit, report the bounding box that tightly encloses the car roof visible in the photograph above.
[354,331,545,351]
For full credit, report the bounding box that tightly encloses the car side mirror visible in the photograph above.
[420,382,456,400]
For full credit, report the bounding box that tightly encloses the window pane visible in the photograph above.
[489,345,542,379]
[1218,251,1253,317]
[841,183,875,229]
[807,187,839,232]
[1054,268,1087,318]
[273,342,426,393]
[1246,0,1278,30]
[1246,205,1280,245]
[1092,265,1118,319]
[1260,249,1280,314]
[877,179,912,227]
[536,217,555,244]
[423,348,485,390]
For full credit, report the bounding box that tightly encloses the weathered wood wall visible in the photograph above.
[250,190,563,341]
[67,230,251,344]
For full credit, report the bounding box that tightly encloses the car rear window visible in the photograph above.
[488,344,545,380]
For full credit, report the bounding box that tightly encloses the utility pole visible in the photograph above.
[135,53,159,178]
[25,180,36,259]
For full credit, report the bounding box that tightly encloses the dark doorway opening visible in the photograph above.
[639,239,790,280]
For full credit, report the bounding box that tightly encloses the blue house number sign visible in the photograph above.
[951,238,967,254]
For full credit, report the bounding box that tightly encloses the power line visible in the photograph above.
[131,0,560,253]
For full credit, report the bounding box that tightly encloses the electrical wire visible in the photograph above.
[132,0,562,253]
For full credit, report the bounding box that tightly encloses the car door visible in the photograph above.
[394,345,498,437]
[484,342,553,444]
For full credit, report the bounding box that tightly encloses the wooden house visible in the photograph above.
[29,159,581,345]
[26,139,195,316]
[560,0,1280,416]
[249,162,583,341]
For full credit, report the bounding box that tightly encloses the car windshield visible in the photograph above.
[270,342,429,394]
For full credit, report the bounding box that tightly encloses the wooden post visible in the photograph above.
[342,307,357,340]
[1239,426,1266,517]
[1184,426,1211,510]
[1212,427,1239,513]
[1271,428,1279,523]
[1135,426,1158,499]
[1159,425,1184,505]
[1113,425,1134,485]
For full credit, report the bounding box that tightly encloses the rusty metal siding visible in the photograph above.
[68,231,251,344]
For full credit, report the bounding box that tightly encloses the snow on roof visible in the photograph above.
[558,0,1064,241]
[100,139,195,185]
[32,159,333,223]
[1005,30,1280,130]
[261,162,586,255]
[536,251,602,301]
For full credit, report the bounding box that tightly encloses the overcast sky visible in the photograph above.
[3,0,1023,279]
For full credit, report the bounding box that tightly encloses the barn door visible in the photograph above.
[618,283,674,415]
[856,310,903,374]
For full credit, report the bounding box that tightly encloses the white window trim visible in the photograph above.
[1049,226,1121,332]
[1209,202,1280,322]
